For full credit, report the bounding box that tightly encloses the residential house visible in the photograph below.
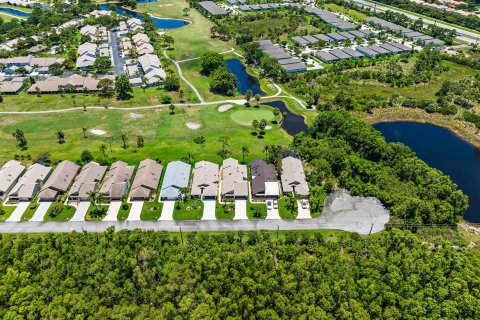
[191,161,219,199]
[8,163,52,202]
[250,159,279,199]
[129,159,163,201]
[0,160,26,200]
[67,162,107,201]
[221,158,248,200]
[99,161,135,201]
[38,160,80,201]
[280,156,309,197]
[159,161,191,200]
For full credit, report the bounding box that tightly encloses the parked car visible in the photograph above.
[267,200,273,210]
[273,199,278,209]
[301,200,309,209]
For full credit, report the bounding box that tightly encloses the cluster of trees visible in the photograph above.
[200,52,237,95]
[211,9,324,44]
[436,74,480,110]
[0,228,480,318]
[292,110,468,224]
[370,0,480,32]
[242,42,288,82]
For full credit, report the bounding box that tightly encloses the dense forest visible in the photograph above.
[0,228,479,319]
[293,110,468,225]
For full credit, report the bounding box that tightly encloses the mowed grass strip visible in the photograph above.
[0,104,291,165]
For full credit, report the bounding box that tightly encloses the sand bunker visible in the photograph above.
[129,113,143,119]
[90,129,106,135]
[218,104,233,112]
[186,122,201,130]
[265,125,272,130]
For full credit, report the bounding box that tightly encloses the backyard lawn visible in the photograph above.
[0,104,291,165]
[173,199,203,220]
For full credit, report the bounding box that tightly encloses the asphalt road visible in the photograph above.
[0,190,390,234]
[109,31,124,75]
[350,0,479,43]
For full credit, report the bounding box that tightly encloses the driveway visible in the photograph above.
[202,199,216,220]
[297,200,311,219]
[30,202,52,221]
[126,201,144,221]
[6,202,30,222]
[266,201,280,220]
[159,201,175,221]
[70,202,90,222]
[103,201,121,221]
[234,199,247,220]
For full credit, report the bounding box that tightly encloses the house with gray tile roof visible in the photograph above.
[221,158,248,199]
[0,160,26,200]
[8,164,52,202]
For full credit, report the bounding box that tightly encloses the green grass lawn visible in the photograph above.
[137,1,234,60]
[278,197,298,219]
[141,201,163,220]
[230,107,276,126]
[0,205,17,222]
[246,202,267,220]
[85,204,109,221]
[0,12,14,22]
[0,86,191,112]
[44,203,76,221]
[0,103,291,165]
[216,202,235,220]
[322,3,367,20]
[117,202,132,221]
[20,201,39,221]
[0,4,34,12]
[173,199,203,220]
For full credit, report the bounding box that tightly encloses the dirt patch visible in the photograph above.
[186,122,201,130]
[129,113,143,119]
[0,118,16,126]
[218,104,233,112]
[90,129,106,136]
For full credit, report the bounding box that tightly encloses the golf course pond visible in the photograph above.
[99,3,189,29]
[375,121,480,223]
[225,59,265,96]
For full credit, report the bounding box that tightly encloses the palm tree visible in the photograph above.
[273,107,280,123]
[255,94,261,106]
[252,119,259,134]
[245,89,253,105]
[264,145,270,161]
[99,144,107,161]
[241,146,249,164]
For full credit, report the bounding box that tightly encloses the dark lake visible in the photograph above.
[374,121,480,223]
[99,4,188,29]
[263,100,308,136]
[225,59,265,96]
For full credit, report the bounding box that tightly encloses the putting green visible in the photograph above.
[230,108,275,126]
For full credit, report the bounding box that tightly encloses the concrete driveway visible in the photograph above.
[159,201,175,221]
[202,199,216,220]
[103,201,121,221]
[266,201,280,220]
[126,201,144,221]
[6,202,30,222]
[30,202,52,221]
[234,200,247,220]
[297,200,311,219]
[70,202,90,222]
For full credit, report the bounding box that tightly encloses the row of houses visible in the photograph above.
[77,25,111,69]
[117,19,166,86]
[0,56,64,74]
[291,29,373,47]
[26,74,115,94]
[198,1,229,16]
[304,6,357,31]
[0,156,309,204]
[0,0,48,8]
[315,41,412,63]
[256,40,308,73]
[365,17,445,46]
